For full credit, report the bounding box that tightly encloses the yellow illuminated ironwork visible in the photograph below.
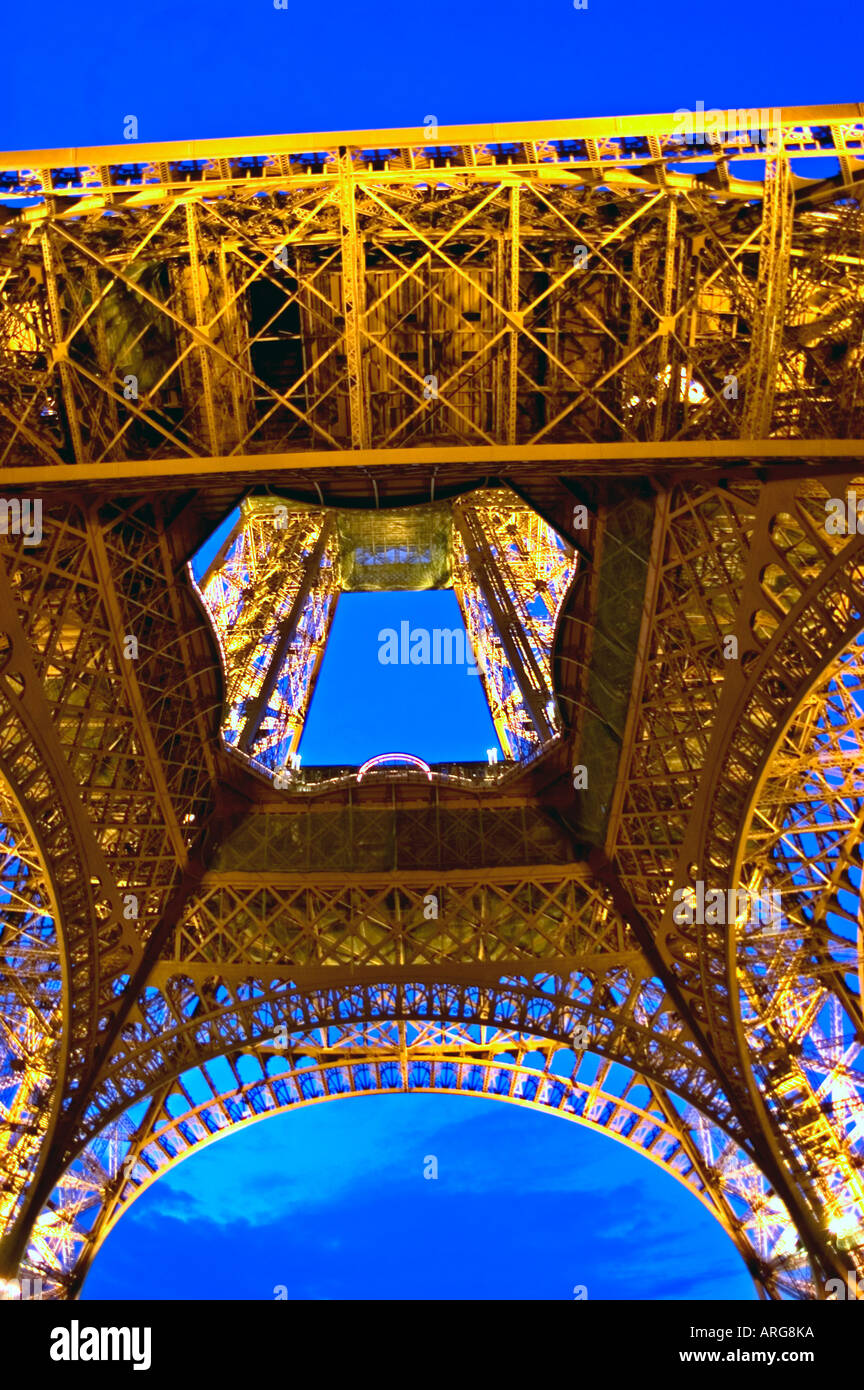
[0,109,861,1301]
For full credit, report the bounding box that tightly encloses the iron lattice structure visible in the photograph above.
[193,489,576,774]
[0,104,863,1299]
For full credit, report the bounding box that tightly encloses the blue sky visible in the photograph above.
[83,1094,753,1300]
[299,591,501,765]
[0,0,857,153]
[13,0,850,1300]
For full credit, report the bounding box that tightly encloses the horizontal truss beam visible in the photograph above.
[0,439,862,490]
[1,103,861,209]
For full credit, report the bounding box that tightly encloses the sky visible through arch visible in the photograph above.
[8,0,854,1301]
[82,1091,754,1301]
[298,591,502,766]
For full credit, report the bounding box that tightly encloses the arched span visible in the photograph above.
[633,481,864,1289]
[729,627,864,1285]
[0,758,66,1246]
[21,1034,814,1302]
[67,969,740,1159]
[685,511,864,1287]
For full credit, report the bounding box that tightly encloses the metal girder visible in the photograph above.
[453,496,564,755]
[0,565,141,1273]
[234,516,335,757]
[336,149,370,450]
[25,1045,806,1300]
[0,440,863,491]
[2,104,863,214]
[86,513,188,866]
[182,201,220,455]
[741,158,793,437]
[506,184,520,445]
[606,472,864,1289]
[3,112,863,480]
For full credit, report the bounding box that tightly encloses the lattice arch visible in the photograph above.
[0,763,65,1245]
[54,969,742,1159]
[17,1030,814,1302]
[605,478,864,1289]
[730,627,864,1273]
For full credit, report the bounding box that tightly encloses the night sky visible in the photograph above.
[0,0,854,153]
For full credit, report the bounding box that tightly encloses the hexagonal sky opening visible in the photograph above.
[190,487,576,788]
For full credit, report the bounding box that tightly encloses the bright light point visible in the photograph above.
[686,377,707,404]
[829,1211,862,1242]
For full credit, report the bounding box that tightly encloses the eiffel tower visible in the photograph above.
[0,103,863,1302]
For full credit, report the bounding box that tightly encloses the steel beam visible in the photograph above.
[0,438,862,489]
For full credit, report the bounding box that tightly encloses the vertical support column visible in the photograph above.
[218,239,249,439]
[41,229,87,464]
[86,512,188,866]
[236,517,335,757]
[652,195,678,441]
[507,184,520,445]
[184,201,220,455]
[337,149,370,449]
[454,503,557,747]
[85,264,120,455]
[620,234,644,417]
[741,155,792,438]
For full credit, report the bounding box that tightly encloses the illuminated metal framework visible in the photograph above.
[194,489,576,774]
[0,106,862,1300]
[196,499,339,772]
[452,492,574,759]
[1,104,864,475]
